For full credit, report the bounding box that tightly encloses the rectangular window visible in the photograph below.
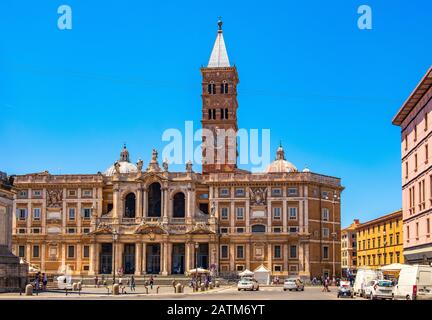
[427,219,430,234]
[33,190,42,197]
[67,245,75,258]
[405,162,409,178]
[289,245,297,258]
[289,226,298,233]
[322,191,329,199]
[273,207,281,219]
[83,245,90,258]
[416,222,419,238]
[271,188,282,196]
[67,228,75,234]
[82,208,91,219]
[68,189,77,197]
[18,245,25,258]
[289,207,297,220]
[221,207,229,220]
[273,227,282,233]
[322,208,329,221]
[274,265,282,272]
[68,208,76,220]
[426,144,429,163]
[33,245,40,258]
[83,228,91,234]
[236,227,244,233]
[235,207,244,220]
[235,188,245,197]
[221,245,228,259]
[236,245,244,259]
[220,188,230,197]
[274,245,281,259]
[322,227,330,238]
[220,227,228,234]
[33,208,41,220]
[415,154,418,171]
[82,189,92,197]
[323,246,329,259]
[18,190,28,198]
[18,208,27,220]
[287,188,298,196]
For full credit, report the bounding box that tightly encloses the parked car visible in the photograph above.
[353,267,383,297]
[237,278,260,291]
[364,279,394,300]
[393,265,432,300]
[283,278,304,291]
[337,280,353,298]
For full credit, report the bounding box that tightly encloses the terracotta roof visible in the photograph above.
[356,209,402,229]
[392,66,432,126]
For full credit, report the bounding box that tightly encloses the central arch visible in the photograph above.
[148,182,161,217]
[173,192,186,218]
[124,193,136,218]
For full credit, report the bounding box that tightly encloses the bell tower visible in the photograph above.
[201,19,239,174]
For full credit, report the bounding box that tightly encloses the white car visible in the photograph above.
[283,278,305,291]
[237,278,259,291]
[364,279,394,300]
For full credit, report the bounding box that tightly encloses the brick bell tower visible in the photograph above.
[201,19,239,174]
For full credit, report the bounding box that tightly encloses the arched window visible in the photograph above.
[173,192,185,218]
[251,224,266,233]
[208,83,216,94]
[148,182,161,217]
[221,81,228,94]
[124,193,136,218]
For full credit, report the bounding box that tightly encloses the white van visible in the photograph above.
[353,267,383,297]
[56,275,73,290]
[393,265,432,300]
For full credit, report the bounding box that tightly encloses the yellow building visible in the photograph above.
[357,210,404,269]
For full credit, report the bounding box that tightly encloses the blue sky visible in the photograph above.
[1,0,431,227]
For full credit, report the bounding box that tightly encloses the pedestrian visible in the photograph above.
[149,275,154,290]
[42,273,48,290]
[130,276,136,292]
[94,276,98,288]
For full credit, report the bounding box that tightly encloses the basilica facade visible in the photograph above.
[11,21,343,280]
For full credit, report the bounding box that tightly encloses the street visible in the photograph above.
[0,285,354,300]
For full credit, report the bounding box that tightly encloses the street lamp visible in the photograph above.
[112,229,119,284]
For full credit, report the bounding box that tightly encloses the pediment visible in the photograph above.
[134,222,168,234]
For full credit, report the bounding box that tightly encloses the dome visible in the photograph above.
[264,143,298,173]
[104,161,138,176]
[103,144,138,176]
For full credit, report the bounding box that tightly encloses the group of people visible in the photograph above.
[33,272,48,291]
[189,274,212,290]
[93,274,156,293]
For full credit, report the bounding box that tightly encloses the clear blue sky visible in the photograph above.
[1,0,431,227]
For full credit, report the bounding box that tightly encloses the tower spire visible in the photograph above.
[207,18,230,68]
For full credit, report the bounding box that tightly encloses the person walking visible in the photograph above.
[42,273,48,291]
[94,276,98,288]
[130,276,136,292]
[149,275,154,290]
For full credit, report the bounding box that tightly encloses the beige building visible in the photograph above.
[341,219,359,276]
[392,66,432,264]
[11,21,343,280]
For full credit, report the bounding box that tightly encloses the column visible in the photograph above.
[115,242,123,273]
[162,188,169,223]
[77,200,82,234]
[267,243,272,272]
[230,202,235,233]
[299,200,303,233]
[42,188,46,234]
[26,201,31,232]
[135,243,142,275]
[303,186,309,233]
[283,243,288,274]
[267,200,272,231]
[142,243,147,274]
[143,188,148,218]
[246,243,251,270]
[136,188,143,219]
[298,242,304,272]
[282,200,287,233]
[245,193,250,233]
[113,186,120,219]
[89,242,96,275]
[161,242,168,275]
[41,244,46,272]
[166,243,172,275]
[26,244,31,262]
[76,244,82,273]
[229,244,235,271]
[61,243,66,268]
[304,243,310,276]
[185,242,191,273]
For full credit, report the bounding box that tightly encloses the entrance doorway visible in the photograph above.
[197,243,209,269]
[146,244,161,274]
[123,244,136,274]
[100,243,112,274]
[172,244,185,274]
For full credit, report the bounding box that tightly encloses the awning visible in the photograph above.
[380,263,407,271]
[239,269,254,277]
